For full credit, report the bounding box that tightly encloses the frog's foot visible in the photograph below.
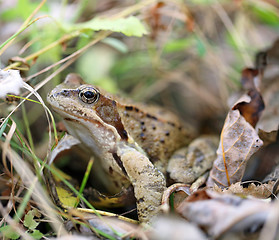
[167,135,219,184]
[117,144,166,223]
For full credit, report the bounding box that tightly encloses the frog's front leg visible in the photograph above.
[117,143,166,223]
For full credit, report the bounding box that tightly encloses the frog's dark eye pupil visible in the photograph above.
[84,91,95,98]
[79,87,100,104]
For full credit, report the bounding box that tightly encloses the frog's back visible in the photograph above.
[116,101,196,169]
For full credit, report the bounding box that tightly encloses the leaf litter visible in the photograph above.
[161,38,279,239]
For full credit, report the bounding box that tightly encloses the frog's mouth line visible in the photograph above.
[64,118,79,123]
[112,152,127,176]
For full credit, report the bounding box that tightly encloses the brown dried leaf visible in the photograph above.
[207,68,265,188]
[233,89,265,128]
[213,181,274,199]
[177,189,272,238]
[207,93,263,188]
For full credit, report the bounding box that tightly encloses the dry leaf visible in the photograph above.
[48,134,81,165]
[148,216,207,240]
[207,93,264,188]
[213,181,274,199]
[233,89,264,128]
[177,189,272,238]
[207,107,263,188]
[207,68,265,188]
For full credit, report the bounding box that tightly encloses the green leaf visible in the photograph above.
[102,37,128,53]
[1,0,48,21]
[29,230,44,239]
[0,118,9,138]
[65,16,148,37]
[0,225,20,239]
[24,210,39,230]
[251,5,279,25]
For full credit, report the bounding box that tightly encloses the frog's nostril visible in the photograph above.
[61,90,69,96]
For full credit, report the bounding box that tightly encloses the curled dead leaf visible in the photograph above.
[177,189,272,238]
[207,106,263,188]
[207,70,264,188]
[48,134,81,165]
[233,89,264,128]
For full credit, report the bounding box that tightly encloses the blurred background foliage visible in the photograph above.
[0,0,279,137]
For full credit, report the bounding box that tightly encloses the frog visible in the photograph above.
[47,73,219,222]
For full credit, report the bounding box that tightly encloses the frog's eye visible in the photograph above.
[79,87,100,104]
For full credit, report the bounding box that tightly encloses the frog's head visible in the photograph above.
[47,74,129,148]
